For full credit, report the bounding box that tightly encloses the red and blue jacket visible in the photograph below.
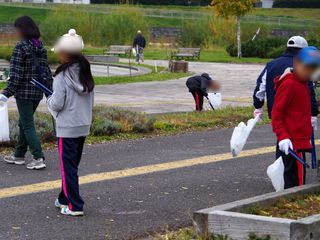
[253,49,318,118]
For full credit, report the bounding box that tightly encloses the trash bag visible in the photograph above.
[132,48,137,57]
[0,102,10,142]
[208,92,222,109]
[230,115,260,157]
[267,157,285,192]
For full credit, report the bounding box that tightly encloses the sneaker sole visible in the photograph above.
[61,212,84,217]
[3,159,25,165]
[26,164,46,170]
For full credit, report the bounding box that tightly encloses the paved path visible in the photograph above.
[95,60,264,113]
[0,125,318,240]
[0,59,150,77]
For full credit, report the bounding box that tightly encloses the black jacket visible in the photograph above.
[186,74,211,96]
[253,48,319,118]
[133,35,146,48]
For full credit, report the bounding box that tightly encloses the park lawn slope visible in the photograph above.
[94,71,190,85]
[144,47,270,63]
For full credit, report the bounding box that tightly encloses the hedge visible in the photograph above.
[226,37,287,58]
[91,0,212,5]
[273,0,320,8]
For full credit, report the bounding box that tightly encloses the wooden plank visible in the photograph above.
[194,183,320,238]
[195,183,320,216]
[209,210,292,240]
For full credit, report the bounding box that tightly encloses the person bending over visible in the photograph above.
[186,73,220,112]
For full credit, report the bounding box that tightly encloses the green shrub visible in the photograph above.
[0,106,155,147]
[0,46,12,61]
[41,6,148,47]
[226,37,287,58]
[0,45,58,64]
[91,118,121,136]
[307,39,320,48]
[179,18,213,48]
[132,118,155,133]
[267,46,286,59]
[92,106,154,134]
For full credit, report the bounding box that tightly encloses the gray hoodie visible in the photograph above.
[47,64,94,138]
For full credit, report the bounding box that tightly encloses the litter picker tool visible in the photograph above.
[30,78,53,96]
[30,78,56,134]
[311,131,317,169]
[288,149,310,168]
[205,96,215,110]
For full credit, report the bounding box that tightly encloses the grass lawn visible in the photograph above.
[144,47,270,64]
[0,5,50,23]
[94,66,191,85]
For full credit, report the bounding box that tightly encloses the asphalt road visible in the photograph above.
[0,125,318,240]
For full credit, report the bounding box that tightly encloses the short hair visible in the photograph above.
[14,16,40,40]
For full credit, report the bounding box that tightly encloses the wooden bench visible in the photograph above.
[171,48,201,60]
[105,45,132,57]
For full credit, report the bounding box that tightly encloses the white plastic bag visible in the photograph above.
[0,102,10,142]
[230,115,260,157]
[208,92,222,109]
[132,48,137,57]
[267,157,285,192]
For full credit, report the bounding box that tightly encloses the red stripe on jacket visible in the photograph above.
[272,73,312,150]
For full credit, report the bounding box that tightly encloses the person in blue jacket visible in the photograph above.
[253,36,318,120]
[253,36,319,158]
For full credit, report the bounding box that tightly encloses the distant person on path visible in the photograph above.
[0,16,52,170]
[48,29,94,216]
[252,36,318,158]
[133,30,146,63]
[272,47,320,188]
[186,73,220,112]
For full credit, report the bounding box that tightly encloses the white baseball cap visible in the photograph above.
[52,29,84,53]
[287,36,308,49]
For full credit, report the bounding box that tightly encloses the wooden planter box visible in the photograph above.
[193,183,320,240]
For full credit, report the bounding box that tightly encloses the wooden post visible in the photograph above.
[236,16,242,58]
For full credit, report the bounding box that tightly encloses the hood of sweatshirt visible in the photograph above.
[274,68,294,91]
[64,64,89,96]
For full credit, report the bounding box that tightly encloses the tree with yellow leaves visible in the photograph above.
[211,0,256,58]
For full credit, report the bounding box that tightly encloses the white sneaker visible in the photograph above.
[60,206,84,216]
[26,158,46,170]
[3,155,25,165]
[54,199,68,209]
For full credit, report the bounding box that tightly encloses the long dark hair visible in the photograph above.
[14,16,40,40]
[55,54,94,93]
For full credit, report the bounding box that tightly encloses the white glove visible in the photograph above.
[279,139,293,155]
[311,116,318,131]
[253,108,263,120]
[0,94,8,102]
